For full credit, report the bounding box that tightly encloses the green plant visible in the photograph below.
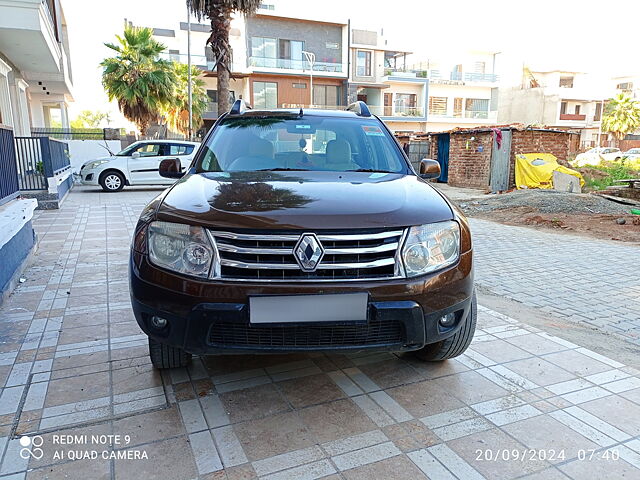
[35,161,44,174]
[101,25,176,134]
[602,93,640,142]
[163,62,209,136]
[186,0,261,114]
[71,110,112,129]
[583,163,639,190]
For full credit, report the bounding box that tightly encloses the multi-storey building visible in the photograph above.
[412,50,500,132]
[346,27,428,133]
[498,69,607,147]
[0,0,74,134]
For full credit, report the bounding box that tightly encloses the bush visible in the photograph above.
[582,163,639,190]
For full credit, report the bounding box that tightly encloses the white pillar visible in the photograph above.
[0,59,14,128]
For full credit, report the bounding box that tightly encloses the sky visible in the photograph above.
[63,0,640,127]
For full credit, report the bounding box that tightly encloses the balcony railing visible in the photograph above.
[383,68,429,78]
[367,105,425,117]
[249,57,343,73]
[450,72,499,83]
[559,113,587,121]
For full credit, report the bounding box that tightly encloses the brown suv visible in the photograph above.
[130,101,475,369]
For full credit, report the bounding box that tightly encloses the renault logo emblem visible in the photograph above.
[294,233,324,272]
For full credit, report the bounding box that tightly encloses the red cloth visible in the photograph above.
[492,128,502,149]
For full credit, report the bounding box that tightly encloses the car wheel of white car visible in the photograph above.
[100,171,125,192]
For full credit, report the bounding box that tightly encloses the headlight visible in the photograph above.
[148,221,215,278]
[401,221,460,277]
[86,160,110,169]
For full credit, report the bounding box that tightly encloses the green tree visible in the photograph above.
[163,63,209,136]
[71,110,111,129]
[602,93,640,142]
[186,0,261,114]
[101,25,176,134]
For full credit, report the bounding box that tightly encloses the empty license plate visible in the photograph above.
[249,293,368,324]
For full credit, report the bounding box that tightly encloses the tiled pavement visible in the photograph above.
[0,186,639,479]
[471,219,640,345]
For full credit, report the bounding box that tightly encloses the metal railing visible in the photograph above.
[383,68,429,78]
[450,72,499,83]
[249,57,343,73]
[0,126,20,206]
[14,137,70,191]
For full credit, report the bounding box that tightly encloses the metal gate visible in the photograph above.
[437,134,450,182]
[489,129,512,192]
[406,141,430,172]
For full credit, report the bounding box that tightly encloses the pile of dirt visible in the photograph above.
[457,189,640,243]
[459,189,630,216]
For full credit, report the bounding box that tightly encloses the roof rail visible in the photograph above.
[229,99,251,115]
[346,101,371,117]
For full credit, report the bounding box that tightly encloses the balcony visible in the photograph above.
[559,113,586,121]
[0,0,62,74]
[203,102,218,120]
[249,57,343,73]
[383,68,429,79]
[368,105,425,118]
[450,72,499,83]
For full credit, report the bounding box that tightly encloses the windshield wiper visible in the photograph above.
[345,168,394,173]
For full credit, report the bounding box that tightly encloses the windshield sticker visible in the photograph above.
[295,124,312,130]
[362,125,385,136]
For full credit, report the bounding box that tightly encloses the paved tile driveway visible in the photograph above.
[0,187,639,479]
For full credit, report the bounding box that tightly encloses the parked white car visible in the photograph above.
[571,147,622,167]
[79,140,200,192]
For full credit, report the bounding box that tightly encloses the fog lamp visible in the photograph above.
[151,316,168,329]
[439,312,456,327]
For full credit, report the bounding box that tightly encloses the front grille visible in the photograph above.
[208,320,404,347]
[209,229,406,281]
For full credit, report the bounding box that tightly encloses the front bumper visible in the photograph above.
[129,250,474,355]
[79,169,99,185]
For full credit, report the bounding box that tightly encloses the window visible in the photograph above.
[279,39,304,61]
[474,62,486,74]
[429,96,447,115]
[395,94,418,115]
[617,82,633,90]
[313,85,341,107]
[134,143,161,157]
[453,98,463,117]
[356,50,372,76]
[292,83,307,89]
[594,102,602,121]
[253,81,278,109]
[574,105,581,115]
[465,98,489,118]
[197,116,408,174]
[251,36,277,60]
[452,64,463,80]
[559,76,574,88]
[560,102,567,115]
[169,144,195,155]
[206,90,235,105]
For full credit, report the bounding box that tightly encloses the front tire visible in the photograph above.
[99,171,125,192]
[413,292,477,361]
[148,338,192,369]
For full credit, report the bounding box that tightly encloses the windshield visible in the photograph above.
[626,149,640,154]
[195,115,409,174]
[115,142,142,156]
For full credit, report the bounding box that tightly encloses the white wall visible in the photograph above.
[66,140,122,173]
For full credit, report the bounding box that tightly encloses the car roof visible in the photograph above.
[225,108,366,119]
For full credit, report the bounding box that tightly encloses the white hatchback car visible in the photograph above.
[80,140,200,192]
[571,147,622,167]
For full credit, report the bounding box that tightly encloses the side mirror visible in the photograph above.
[131,151,141,159]
[419,158,441,179]
[159,158,184,178]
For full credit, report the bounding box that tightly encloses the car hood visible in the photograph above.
[156,170,454,230]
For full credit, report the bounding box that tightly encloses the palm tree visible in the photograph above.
[602,93,640,143]
[186,0,261,114]
[101,25,176,134]
[164,63,209,136]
